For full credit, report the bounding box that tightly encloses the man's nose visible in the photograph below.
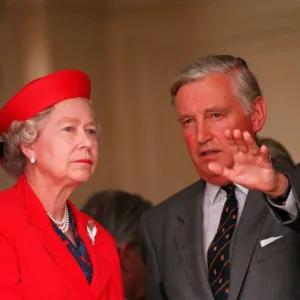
[196,121,213,145]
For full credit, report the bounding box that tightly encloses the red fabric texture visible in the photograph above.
[0,69,91,133]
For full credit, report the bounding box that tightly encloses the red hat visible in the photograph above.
[0,69,91,134]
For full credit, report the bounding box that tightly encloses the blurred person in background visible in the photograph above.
[82,190,152,300]
[257,137,295,170]
[0,70,123,300]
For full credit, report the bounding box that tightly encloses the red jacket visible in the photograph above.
[0,175,124,300]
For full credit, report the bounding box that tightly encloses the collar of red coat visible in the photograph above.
[14,174,116,299]
[17,173,106,246]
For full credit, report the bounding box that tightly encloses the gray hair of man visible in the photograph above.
[170,55,262,115]
[81,190,153,249]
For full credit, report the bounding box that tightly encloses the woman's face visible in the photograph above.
[31,98,99,185]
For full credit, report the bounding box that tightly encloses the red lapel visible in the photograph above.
[69,202,111,299]
[20,175,94,300]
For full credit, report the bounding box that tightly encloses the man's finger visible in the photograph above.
[225,129,238,154]
[244,131,260,156]
[260,145,272,164]
[208,162,225,176]
[234,129,248,153]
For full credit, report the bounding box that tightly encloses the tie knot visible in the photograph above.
[221,184,235,195]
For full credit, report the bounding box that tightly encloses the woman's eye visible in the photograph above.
[63,126,74,132]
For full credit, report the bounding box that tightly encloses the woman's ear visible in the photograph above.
[20,143,35,161]
[251,96,267,133]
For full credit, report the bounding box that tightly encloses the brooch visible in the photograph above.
[87,220,97,245]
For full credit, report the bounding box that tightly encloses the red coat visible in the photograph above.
[0,175,124,300]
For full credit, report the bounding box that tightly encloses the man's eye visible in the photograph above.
[87,129,96,135]
[183,119,193,125]
[212,113,222,119]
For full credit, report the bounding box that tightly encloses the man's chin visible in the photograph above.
[197,171,232,186]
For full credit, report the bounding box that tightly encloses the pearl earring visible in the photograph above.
[30,155,36,164]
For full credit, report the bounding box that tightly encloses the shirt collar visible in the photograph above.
[205,181,249,204]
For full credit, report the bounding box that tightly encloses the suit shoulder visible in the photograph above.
[143,180,202,220]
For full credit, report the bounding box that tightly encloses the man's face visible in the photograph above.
[174,73,266,185]
[120,244,147,300]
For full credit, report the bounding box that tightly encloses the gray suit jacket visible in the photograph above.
[140,180,300,300]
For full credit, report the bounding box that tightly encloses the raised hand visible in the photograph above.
[208,129,288,197]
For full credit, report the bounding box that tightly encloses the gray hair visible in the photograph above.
[170,55,262,114]
[1,107,52,178]
[81,190,153,248]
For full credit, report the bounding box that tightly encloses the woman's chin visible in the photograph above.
[69,171,94,184]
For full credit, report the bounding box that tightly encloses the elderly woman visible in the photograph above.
[0,70,123,300]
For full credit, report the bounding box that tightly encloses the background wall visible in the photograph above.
[1,0,300,206]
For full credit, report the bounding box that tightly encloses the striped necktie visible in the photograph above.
[207,184,238,300]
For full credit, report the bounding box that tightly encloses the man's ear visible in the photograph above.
[251,96,267,133]
[119,243,137,273]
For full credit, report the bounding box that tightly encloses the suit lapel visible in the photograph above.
[22,176,93,299]
[229,190,269,300]
[71,203,111,299]
[174,180,214,300]
[170,178,269,300]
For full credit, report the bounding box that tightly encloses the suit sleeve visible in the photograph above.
[0,233,22,299]
[267,164,300,232]
[140,214,168,300]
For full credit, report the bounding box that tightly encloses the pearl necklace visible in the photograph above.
[46,205,69,234]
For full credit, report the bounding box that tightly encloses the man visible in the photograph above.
[82,190,152,300]
[140,55,300,300]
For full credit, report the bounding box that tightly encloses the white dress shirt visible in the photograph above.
[202,182,298,268]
